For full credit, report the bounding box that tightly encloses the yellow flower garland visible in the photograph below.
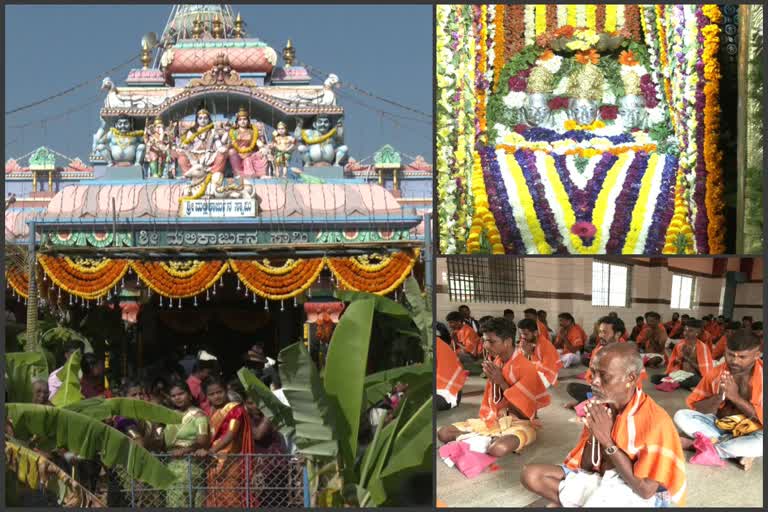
[567,5,577,27]
[563,119,606,131]
[63,257,114,274]
[181,123,214,145]
[468,151,504,254]
[605,5,617,32]
[159,260,207,279]
[231,258,324,300]
[505,153,552,254]
[132,260,229,299]
[110,128,144,138]
[327,250,419,296]
[535,5,547,36]
[251,259,303,276]
[586,5,597,31]
[622,153,660,253]
[349,254,394,273]
[301,127,337,145]
[663,170,695,254]
[229,127,259,155]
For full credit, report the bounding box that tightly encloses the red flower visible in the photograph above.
[548,96,570,110]
[571,221,597,239]
[508,76,527,92]
[514,124,528,134]
[599,105,618,121]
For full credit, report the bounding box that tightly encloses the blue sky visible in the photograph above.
[4,4,432,165]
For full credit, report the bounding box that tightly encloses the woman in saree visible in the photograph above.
[164,381,210,507]
[199,376,254,508]
[244,397,290,507]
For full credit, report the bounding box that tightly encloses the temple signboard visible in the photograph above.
[181,198,258,218]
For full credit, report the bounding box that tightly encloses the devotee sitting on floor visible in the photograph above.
[517,318,560,389]
[752,322,763,353]
[503,309,515,324]
[437,317,549,458]
[741,316,753,330]
[664,313,685,339]
[524,308,551,341]
[447,311,482,367]
[712,321,741,360]
[565,316,626,408]
[537,310,556,340]
[479,315,497,363]
[459,304,481,333]
[674,329,762,472]
[630,316,645,342]
[436,336,468,411]
[651,319,714,390]
[521,343,687,507]
[553,313,586,368]
[637,312,667,367]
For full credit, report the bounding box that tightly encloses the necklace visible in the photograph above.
[182,123,214,145]
[301,127,337,145]
[229,127,259,154]
[591,435,601,469]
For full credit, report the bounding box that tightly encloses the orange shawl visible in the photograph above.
[555,324,586,353]
[686,359,763,425]
[636,324,668,352]
[712,335,728,360]
[665,340,713,377]
[451,324,481,357]
[478,350,550,426]
[532,334,561,386]
[436,337,468,402]
[665,320,683,339]
[536,319,551,341]
[564,389,687,506]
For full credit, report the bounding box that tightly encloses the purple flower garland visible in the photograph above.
[480,146,527,254]
[552,153,617,229]
[521,127,635,145]
[516,149,568,254]
[604,152,650,254]
[642,154,678,254]
[693,6,710,253]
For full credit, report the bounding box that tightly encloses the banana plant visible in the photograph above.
[6,352,49,403]
[240,290,433,507]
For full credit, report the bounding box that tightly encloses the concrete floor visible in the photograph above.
[436,366,763,508]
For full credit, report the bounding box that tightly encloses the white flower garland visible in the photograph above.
[617,5,626,30]
[524,5,536,46]
[536,151,578,253]
[503,91,528,109]
[557,5,568,27]
[576,5,586,27]
[628,154,667,253]
[497,149,539,253]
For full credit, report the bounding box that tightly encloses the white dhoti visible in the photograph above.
[559,469,658,507]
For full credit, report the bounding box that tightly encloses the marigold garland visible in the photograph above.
[181,123,214,145]
[6,265,29,299]
[348,254,394,273]
[301,127,337,145]
[230,258,324,300]
[110,128,144,138]
[38,255,130,300]
[468,151,504,254]
[131,260,228,299]
[494,5,507,93]
[229,127,259,155]
[327,250,419,296]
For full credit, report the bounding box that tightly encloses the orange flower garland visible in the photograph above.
[493,4,506,88]
[38,255,130,300]
[327,250,418,296]
[477,5,488,133]
[701,5,725,254]
[131,260,228,298]
[6,265,29,299]
[230,258,324,300]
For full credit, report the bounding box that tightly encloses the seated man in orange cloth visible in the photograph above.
[712,321,740,360]
[437,317,550,458]
[517,318,560,389]
[553,313,586,368]
[664,312,684,339]
[674,329,762,471]
[651,319,714,390]
[636,311,668,367]
[436,336,469,411]
[446,311,482,367]
[521,343,687,507]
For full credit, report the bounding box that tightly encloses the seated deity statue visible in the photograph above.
[93,116,146,166]
[226,107,269,179]
[295,115,349,167]
[143,118,174,178]
[269,121,297,178]
[173,108,229,179]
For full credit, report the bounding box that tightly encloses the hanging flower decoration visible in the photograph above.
[230,258,324,300]
[6,264,29,299]
[38,255,130,300]
[468,151,504,254]
[131,260,228,298]
[327,250,418,295]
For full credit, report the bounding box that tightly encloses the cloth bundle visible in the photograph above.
[715,414,762,438]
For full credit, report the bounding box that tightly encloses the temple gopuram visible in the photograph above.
[5,4,431,375]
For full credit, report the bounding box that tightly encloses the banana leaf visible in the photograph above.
[6,352,49,403]
[41,326,93,354]
[403,276,432,361]
[334,290,412,318]
[324,297,375,473]
[380,397,432,478]
[50,351,83,408]
[362,398,404,505]
[237,367,295,436]
[63,398,183,425]
[279,343,338,457]
[5,436,106,507]
[6,403,178,489]
[362,363,431,408]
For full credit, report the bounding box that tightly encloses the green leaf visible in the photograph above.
[363,364,431,408]
[364,401,403,505]
[334,290,412,318]
[403,276,431,360]
[50,350,84,408]
[324,298,375,472]
[237,367,295,437]
[6,352,49,403]
[279,343,338,457]
[40,326,93,354]
[380,397,433,478]
[6,403,178,489]
[63,397,183,425]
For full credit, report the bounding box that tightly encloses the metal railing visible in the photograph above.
[109,453,307,508]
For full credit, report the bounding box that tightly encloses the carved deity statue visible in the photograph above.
[93,116,146,166]
[295,115,349,167]
[226,107,269,179]
[618,71,648,130]
[566,63,604,127]
[143,118,174,178]
[173,108,228,178]
[269,121,296,178]
[522,66,555,128]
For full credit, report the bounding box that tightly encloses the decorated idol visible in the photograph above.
[226,107,269,179]
[566,63,604,128]
[270,121,297,178]
[523,67,555,128]
[295,115,349,167]
[618,70,648,130]
[174,107,228,178]
[143,117,174,178]
[93,115,146,166]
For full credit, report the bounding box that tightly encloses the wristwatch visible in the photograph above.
[604,445,619,456]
